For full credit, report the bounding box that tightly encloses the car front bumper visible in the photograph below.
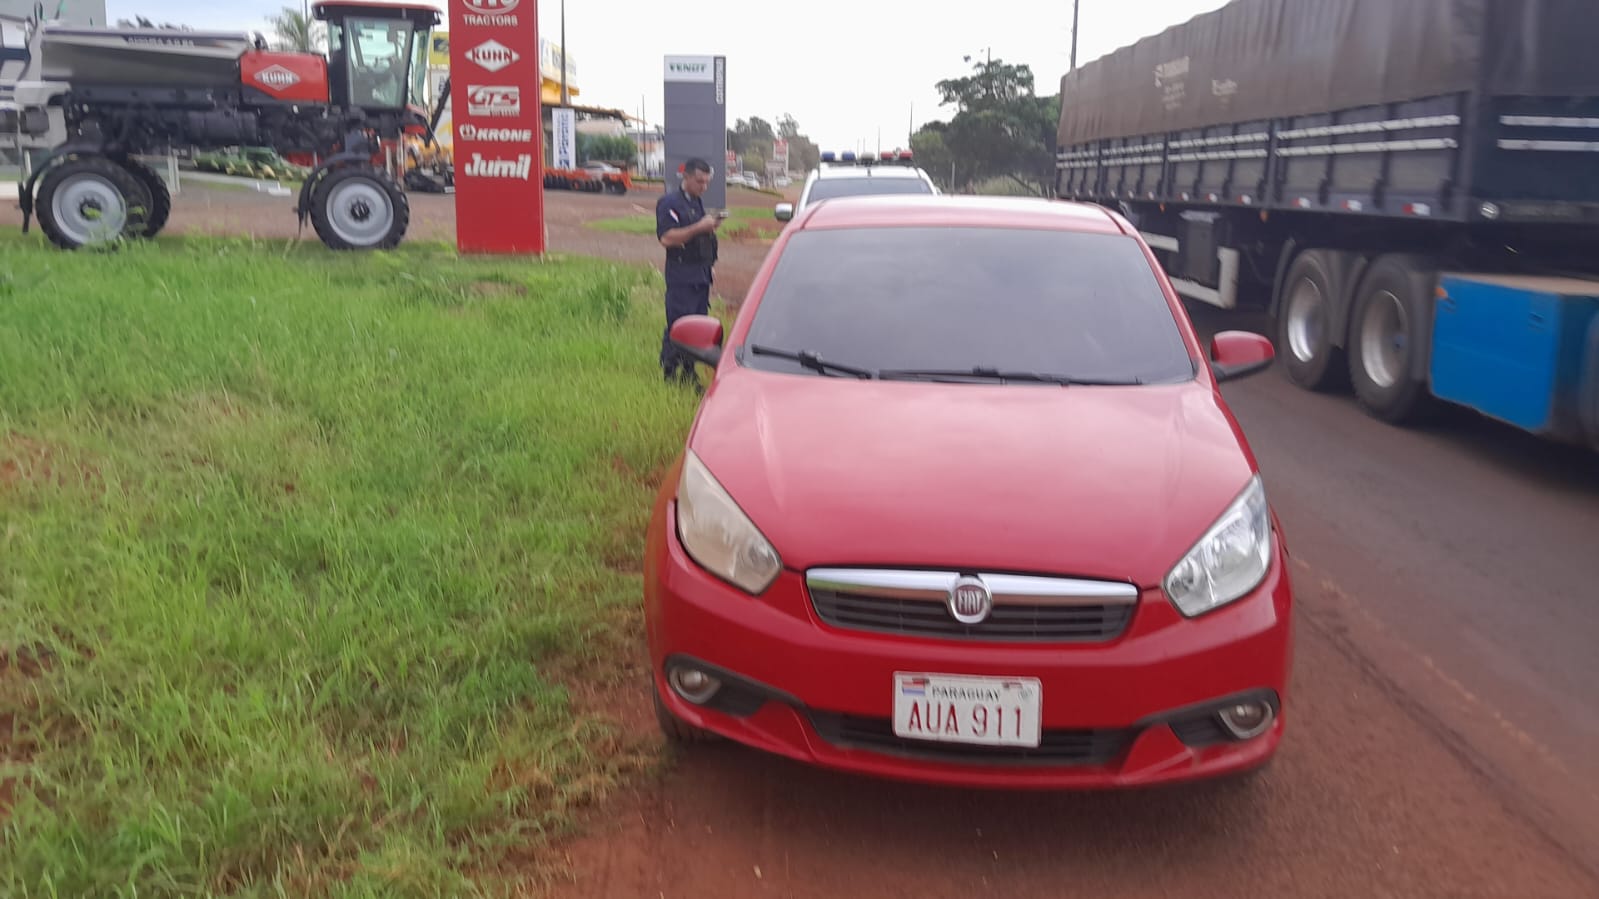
[646,507,1294,789]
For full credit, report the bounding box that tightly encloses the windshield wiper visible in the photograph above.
[876,367,1144,386]
[745,343,876,379]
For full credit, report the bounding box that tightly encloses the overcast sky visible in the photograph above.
[109,0,1230,150]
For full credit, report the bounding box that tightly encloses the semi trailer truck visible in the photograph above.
[1056,0,1599,450]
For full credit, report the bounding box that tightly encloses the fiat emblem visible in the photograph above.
[948,575,992,625]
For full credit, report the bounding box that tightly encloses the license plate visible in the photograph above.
[892,672,1043,748]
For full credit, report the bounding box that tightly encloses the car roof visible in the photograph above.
[813,164,925,180]
[795,194,1127,235]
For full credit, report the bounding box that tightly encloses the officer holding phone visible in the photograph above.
[656,158,725,388]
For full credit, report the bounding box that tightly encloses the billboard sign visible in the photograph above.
[663,55,728,208]
[553,108,577,169]
[451,0,544,253]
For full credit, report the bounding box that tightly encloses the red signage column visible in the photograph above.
[450,0,545,254]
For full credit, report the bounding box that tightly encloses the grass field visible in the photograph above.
[0,234,697,896]
[587,204,781,240]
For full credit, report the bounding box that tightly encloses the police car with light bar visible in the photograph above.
[774,149,938,222]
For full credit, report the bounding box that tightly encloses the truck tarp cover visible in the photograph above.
[1057,0,1599,146]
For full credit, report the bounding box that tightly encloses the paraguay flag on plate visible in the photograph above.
[900,676,928,696]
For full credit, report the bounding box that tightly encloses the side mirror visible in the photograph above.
[1209,331,1275,383]
[774,202,794,222]
[669,315,725,368]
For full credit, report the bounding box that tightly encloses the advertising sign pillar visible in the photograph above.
[663,55,728,209]
[552,108,577,169]
[450,0,545,255]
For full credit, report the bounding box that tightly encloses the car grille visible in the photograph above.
[808,712,1131,766]
[809,588,1134,642]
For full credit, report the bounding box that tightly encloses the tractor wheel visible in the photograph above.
[119,158,173,238]
[35,155,152,250]
[308,167,409,251]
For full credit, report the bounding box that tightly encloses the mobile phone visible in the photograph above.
[716,210,730,219]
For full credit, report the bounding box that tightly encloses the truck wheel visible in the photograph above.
[35,156,152,250]
[1276,251,1345,391]
[1348,255,1436,424]
[309,168,409,251]
[119,159,173,238]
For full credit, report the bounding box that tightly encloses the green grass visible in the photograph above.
[0,233,697,896]
[587,205,779,238]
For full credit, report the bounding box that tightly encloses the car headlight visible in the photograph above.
[675,450,782,595]
[1163,475,1273,617]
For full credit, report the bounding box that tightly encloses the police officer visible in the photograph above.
[656,157,725,387]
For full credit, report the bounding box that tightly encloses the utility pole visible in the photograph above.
[559,0,570,106]
[1071,0,1081,71]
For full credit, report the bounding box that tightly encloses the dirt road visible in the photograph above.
[7,184,1596,898]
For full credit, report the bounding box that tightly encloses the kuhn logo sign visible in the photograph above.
[462,153,534,180]
[465,39,519,73]
[466,85,521,117]
[254,65,301,91]
[458,124,533,142]
[461,0,520,26]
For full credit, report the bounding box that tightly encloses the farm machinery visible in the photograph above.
[0,1,448,250]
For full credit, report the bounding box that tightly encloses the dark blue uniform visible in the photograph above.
[656,188,717,379]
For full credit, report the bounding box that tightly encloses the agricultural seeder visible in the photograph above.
[0,1,449,250]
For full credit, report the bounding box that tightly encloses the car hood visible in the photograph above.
[687,369,1261,588]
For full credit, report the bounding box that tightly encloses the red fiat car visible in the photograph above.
[644,195,1292,788]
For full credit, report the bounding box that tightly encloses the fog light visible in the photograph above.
[1218,701,1274,740]
[1480,202,1501,220]
[668,667,721,705]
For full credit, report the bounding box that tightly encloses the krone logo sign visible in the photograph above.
[458,124,534,142]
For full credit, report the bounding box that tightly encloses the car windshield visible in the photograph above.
[741,227,1195,384]
[806,176,933,203]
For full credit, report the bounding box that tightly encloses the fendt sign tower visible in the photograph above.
[662,55,728,209]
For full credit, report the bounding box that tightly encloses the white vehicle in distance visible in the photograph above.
[775,150,939,221]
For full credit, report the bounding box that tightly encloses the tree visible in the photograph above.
[936,59,1036,113]
[577,134,637,165]
[910,124,954,190]
[927,58,1058,195]
[776,113,820,173]
[269,6,323,53]
[728,116,816,174]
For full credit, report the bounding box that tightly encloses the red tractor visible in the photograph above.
[0,1,445,250]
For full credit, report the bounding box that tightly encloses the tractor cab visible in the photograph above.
[315,2,439,113]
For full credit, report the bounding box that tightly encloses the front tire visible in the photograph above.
[35,156,152,250]
[309,167,409,251]
[1348,255,1437,424]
